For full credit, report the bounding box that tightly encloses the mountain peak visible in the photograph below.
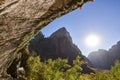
[50,27,68,37]
[50,27,72,42]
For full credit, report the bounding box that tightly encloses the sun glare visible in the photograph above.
[85,34,100,47]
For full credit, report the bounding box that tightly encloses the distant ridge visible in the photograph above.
[88,41,120,69]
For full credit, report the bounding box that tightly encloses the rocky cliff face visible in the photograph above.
[29,27,83,63]
[0,0,93,79]
[88,41,120,70]
[29,27,94,73]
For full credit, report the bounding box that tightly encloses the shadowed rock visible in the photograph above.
[29,27,94,74]
[29,27,82,63]
[88,41,120,70]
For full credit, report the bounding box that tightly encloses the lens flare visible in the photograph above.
[85,34,100,47]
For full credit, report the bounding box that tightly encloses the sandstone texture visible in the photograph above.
[0,0,93,79]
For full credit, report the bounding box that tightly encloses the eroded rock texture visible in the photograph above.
[0,0,93,79]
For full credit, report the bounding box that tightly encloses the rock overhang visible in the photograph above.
[0,0,94,78]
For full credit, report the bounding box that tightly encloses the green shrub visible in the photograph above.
[111,60,120,80]
[25,55,120,80]
[25,56,85,80]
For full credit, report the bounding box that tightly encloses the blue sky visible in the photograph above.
[41,0,120,56]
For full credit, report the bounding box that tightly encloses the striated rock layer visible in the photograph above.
[0,0,93,79]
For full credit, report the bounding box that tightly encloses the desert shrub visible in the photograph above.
[111,60,120,80]
[25,56,85,80]
[25,55,120,80]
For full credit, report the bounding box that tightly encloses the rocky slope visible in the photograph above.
[29,27,94,74]
[0,0,93,79]
[88,41,120,70]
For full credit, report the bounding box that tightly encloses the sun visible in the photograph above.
[85,34,100,47]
